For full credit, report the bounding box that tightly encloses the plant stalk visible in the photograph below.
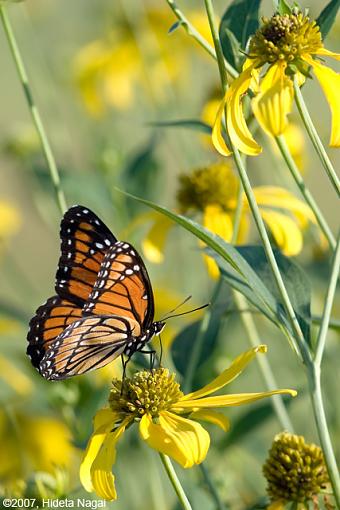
[0,5,67,215]
[315,233,340,367]
[293,77,340,197]
[159,453,193,510]
[308,365,340,507]
[275,135,336,251]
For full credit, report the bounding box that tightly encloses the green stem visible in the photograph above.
[165,0,238,79]
[204,0,311,365]
[159,453,193,510]
[315,233,340,367]
[293,77,340,198]
[234,293,294,431]
[0,5,67,215]
[183,279,222,393]
[312,316,340,331]
[275,135,336,251]
[308,365,340,507]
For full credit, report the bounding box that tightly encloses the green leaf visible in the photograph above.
[236,246,311,343]
[171,309,223,379]
[219,0,261,68]
[316,0,340,39]
[118,190,279,323]
[148,119,212,134]
[276,0,293,15]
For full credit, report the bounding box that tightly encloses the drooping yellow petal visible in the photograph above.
[260,209,303,256]
[212,92,232,156]
[90,421,128,501]
[142,215,174,264]
[173,389,297,411]
[190,409,230,431]
[267,500,285,510]
[227,64,262,156]
[252,62,293,137]
[314,47,340,61]
[80,408,119,493]
[253,186,316,228]
[304,55,340,147]
[182,345,267,401]
[0,355,33,396]
[139,411,210,468]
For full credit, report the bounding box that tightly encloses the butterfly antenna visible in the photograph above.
[160,295,192,321]
[162,302,210,321]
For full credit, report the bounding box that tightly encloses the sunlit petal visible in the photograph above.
[313,47,340,61]
[139,411,210,468]
[182,345,267,401]
[253,186,316,228]
[173,389,297,410]
[227,65,262,155]
[142,215,174,264]
[304,55,340,147]
[80,409,117,493]
[260,209,303,256]
[90,421,127,500]
[190,409,230,431]
[252,63,293,137]
[212,92,232,156]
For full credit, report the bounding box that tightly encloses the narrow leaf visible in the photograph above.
[316,0,340,39]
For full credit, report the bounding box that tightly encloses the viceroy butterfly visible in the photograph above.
[26,205,165,380]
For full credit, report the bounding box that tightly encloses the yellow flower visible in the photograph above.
[142,162,317,277]
[74,8,212,115]
[80,345,296,500]
[213,12,340,156]
[0,411,77,485]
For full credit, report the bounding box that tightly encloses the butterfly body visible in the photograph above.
[27,205,164,380]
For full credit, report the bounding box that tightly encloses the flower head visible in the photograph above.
[80,345,296,500]
[142,162,317,276]
[263,432,329,507]
[213,11,340,156]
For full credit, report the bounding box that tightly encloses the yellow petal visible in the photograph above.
[173,389,297,410]
[203,205,233,240]
[190,409,230,431]
[227,65,262,156]
[182,345,267,401]
[142,215,174,264]
[260,209,303,256]
[139,411,210,468]
[304,55,340,147]
[0,355,33,396]
[253,186,316,228]
[314,47,340,61]
[90,422,127,500]
[252,63,293,137]
[80,409,117,493]
[267,500,286,510]
[212,92,232,156]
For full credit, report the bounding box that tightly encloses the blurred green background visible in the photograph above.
[0,1,339,508]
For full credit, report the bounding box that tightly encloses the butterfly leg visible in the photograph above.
[121,355,129,393]
[139,349,156,370]
[159,334,163,367]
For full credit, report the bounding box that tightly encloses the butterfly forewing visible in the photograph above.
[56,205,117,307]
[39,316,140,380]
[27,296,82,371]
[83,242,155,329]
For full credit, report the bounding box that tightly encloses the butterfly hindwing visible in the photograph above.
[27,296,82,371]
[82,242,154,329]
[56,205,117,307]
[39,315,140,380]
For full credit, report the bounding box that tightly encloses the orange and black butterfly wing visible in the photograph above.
[39,315,140,380]
[27,296,82,372]
[82,242,155,329]
[56,205,117,307]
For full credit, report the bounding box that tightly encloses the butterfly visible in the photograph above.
[27,205,165,380]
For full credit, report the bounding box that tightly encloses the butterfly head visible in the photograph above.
[152,321,166,336]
